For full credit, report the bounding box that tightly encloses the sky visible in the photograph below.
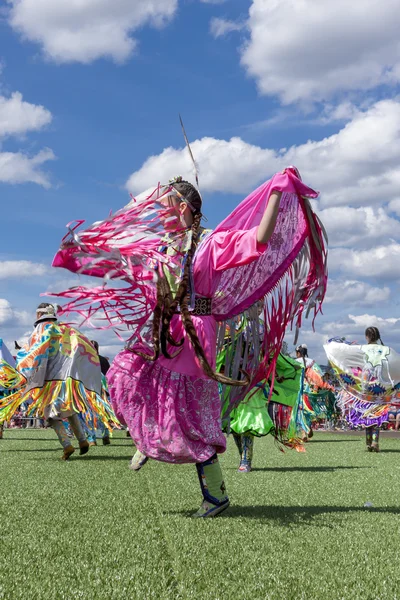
[0,0,400,364]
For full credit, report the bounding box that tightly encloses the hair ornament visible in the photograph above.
[169,176,183,184]
[36,303,59,316]
[296,343,308,351]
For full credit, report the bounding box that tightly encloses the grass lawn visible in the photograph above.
[1,429,399,600]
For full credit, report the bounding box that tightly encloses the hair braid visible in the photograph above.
[134,183,248,386]
[159,277,181,357]
[365,326,384,345]
[159,213,202,357]
[134,273,164,361]
[135,213,202,361]
[175,214,248,387]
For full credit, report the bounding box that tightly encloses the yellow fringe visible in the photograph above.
[0,378,120,429]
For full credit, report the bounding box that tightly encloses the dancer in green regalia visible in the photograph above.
[220,349,305,472]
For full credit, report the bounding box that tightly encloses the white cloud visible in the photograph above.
[0,299,16,324]
[3,328,31,353]
[6,0,178,64]
[0,298,31,327]
[283,100,400,209]
[388,198,400,217]
[126,136,278,195]
[0,88,55,186]
[0,260,49,279]
[348,314,400,330]
[0,92,52,138]
[210,18,244,38]
[78,327,126,359]
[329,244,400,279]
[318,102,362,124]
[44,275,100,294]
[325,280,390,306]
[319,206,399,248]
[99,344,123,360]
[0,148,55,187]
[240,0,400,103]
[126,99,400,214]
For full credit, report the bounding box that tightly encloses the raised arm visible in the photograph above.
[256,191,282,244]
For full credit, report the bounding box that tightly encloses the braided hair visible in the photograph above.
[295,344,308,358]
[295,343,310,377]
[365,327,384,345]
[135,179,246,387]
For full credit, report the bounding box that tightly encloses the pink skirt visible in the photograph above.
[107,350,226,463]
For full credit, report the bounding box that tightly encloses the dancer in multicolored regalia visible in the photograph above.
[324,327,400,452]
[226,351,305,472]
[294,343,335,440]
[0,338,21,439]
[0,303,119,459]
[217,312,306,471]
[52,166,327,517]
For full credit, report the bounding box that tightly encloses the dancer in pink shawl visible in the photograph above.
[52,167,327,517]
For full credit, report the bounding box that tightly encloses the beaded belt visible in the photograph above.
[191,296,213,316]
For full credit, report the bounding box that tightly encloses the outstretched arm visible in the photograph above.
[256,191,282,244]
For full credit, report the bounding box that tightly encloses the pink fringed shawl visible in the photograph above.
[51,171,328,419]
[203,171,327,418]
[52,184,190,340]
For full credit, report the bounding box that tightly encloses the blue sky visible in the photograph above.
[1,0,400,363]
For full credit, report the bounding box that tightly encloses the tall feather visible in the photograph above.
[179,114,200,192]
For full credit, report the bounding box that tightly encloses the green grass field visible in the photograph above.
[1,429,399,600]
